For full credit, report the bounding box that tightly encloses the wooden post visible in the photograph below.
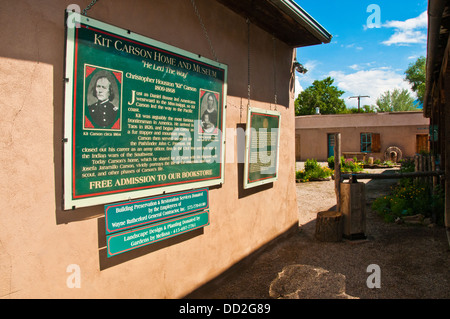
[444,74,450,248]
[334,133,341,212]
[431,155,437,224]
[432,155,437,189]
[414,155,419,184]
[316,133,343,242]
[340,182,366,240]
[419,155,424,183]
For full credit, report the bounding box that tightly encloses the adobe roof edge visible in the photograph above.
[270,0,332,44]
[295,112,429,129]
[295,111,426,119]
[215,0,332,47]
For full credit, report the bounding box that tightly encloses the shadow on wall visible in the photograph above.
[96,215,205,270]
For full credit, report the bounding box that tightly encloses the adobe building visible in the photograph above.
[0,1,331,298]
[295,111,430,162]
[423,0,450,247]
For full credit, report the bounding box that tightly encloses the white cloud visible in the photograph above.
[296,60,320,86]
[294,75,303,98]
[303,60,320,73]
[382,30,427,46]
[341,43,364,50]
[328,68,416,108]
[348,62,375,71]
[382,11,427,46]
[383,11,428,30]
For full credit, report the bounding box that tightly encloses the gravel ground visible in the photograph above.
[187,167,450,299]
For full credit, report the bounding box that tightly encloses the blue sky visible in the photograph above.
[293,0,428,108]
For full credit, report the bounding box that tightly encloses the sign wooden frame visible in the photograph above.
[243,107,281,189]
[63,12,227,209]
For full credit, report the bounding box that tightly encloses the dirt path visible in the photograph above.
[187,168,450,299]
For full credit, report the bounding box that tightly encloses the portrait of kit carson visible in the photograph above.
[199,90,219,135]
[84,65,122,130]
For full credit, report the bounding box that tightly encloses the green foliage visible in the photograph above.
[327,156,335,169]
[327,156,364,173]
[341,158,364,173]
[383,160,394,167]
[405,56,426,104]
[304,158,320,171]
[295,77,346,115]
[399,158,415,173]
[338,104,377,114]
[372,179,444,224]
[375,88,418,112]
[296,159,333,182]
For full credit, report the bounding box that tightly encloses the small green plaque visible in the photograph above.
[106,211,209,257]
[105,188,208,234]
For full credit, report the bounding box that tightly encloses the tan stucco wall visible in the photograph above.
[295,113,430,162]
[0,0,298,298]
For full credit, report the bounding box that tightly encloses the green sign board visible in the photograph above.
[104,188,208,234]
[106,210,209,257]
[63,12,227,209]
[244,108,281,189]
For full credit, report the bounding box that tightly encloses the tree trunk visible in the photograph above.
[315,211,343,242]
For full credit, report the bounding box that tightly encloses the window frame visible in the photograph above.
[360,133,372,153]
[360,132,381,153]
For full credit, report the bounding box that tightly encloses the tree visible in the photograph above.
[375,88,418,112]
[295,77,346,115]
[405,56,426,104]
[360,104,376,113]
[339,104,376,114]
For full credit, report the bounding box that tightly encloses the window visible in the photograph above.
[360,133,381,153]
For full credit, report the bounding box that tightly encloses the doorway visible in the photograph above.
[327,133,336,159]
[416,134,429,153]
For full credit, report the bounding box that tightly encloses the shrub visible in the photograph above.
[327,156,364,173]
[304,158,320,172]
[372,179,444,225]
[399,158,415,172]
[296,159,333,182]
[328,156,335,169]
[383,160,394,167]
